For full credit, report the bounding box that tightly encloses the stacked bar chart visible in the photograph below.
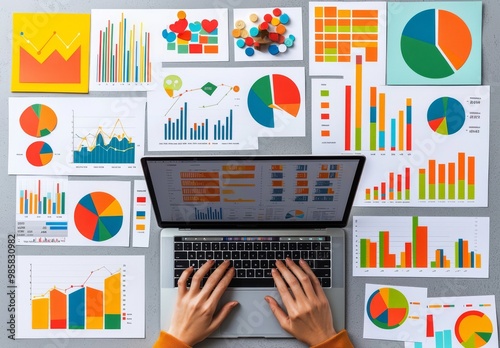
[17,255,145,338]
[418,152,475,201]
[353,216,489,277]
[364,167,410,202]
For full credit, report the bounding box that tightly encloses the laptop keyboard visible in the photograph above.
[173,236,332,288]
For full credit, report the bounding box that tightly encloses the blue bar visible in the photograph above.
[444,329,452,348]
[135,44,139,82]
[230,111,233,140]
[439,249,444,268]
[407,104,412,125]
[205,119,209,140]
[379,130,385,149]
[436,331,444,348]
[184,103,188,140]
[471,251,475,268]
[415,343,423,348]
[69,288,85,329]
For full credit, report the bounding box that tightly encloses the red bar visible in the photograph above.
[416,226,428,268]
[405,167,410,191]
[426,314,434,337]
[369,242,377,267]
[382,232,396,268]
[345,85,351,151]
[397,174,402,195]
[405,242,412,268]
[137,197,146,203]
[381,182,386,200]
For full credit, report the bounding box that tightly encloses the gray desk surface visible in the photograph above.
[1,1,499,347]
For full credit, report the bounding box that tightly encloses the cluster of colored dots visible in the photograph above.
[232,8,295,57]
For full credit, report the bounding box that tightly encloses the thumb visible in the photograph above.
[208,301,239,332]
[265,296,290,330]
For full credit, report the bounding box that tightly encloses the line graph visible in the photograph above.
[74,118,136,164]
[20,31,81,55]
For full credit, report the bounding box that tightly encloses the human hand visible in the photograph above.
[167,260,238,346]
[265,258,337,346]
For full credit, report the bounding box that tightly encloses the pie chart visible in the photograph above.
[247,74,300,128]
[427,97,466,135]
[19,104,57,137]
[366,287,409,330]
[26,141,53,166]
[401,9,472,79]
[285,210,305,219]
[455,310,493,348]
[74,191,123,242]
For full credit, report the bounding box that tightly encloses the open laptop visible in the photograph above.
[141,155,365,338]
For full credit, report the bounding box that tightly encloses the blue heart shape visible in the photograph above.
[189,21,202,32]
[162,29,177,42]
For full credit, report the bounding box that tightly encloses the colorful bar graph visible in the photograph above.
[18,179,66,215]
[31,270,122,330]
[365,167,410,202]
[419,152,475,201]
[96,13,152,84]
[194,207,223,220]
[354,216,489,277]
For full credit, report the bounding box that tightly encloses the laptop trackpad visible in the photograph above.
[214,289,292,338]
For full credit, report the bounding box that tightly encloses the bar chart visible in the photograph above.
[353,216,489,277]
[364,167,410,202]
[16,255,145,338]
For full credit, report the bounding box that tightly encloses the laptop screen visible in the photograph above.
[141,155,365,229]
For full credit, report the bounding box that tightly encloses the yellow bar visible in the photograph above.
[476,254,482,268]
[29,192,33,214]
[19,197,24,214]
[47,199,52,215]
[140,22,144,83]
[104,273,121,315]
[400,251,405,268]
[355,59,362,129]
[57,192,61,215]
[118,13,123,83]
[32,298,49,329]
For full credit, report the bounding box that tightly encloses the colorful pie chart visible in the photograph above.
[26,141,53,166]
[247,74,300,128]
[74,191,123,242]
[455,310,493,348]
[401,9,472,79]
[285,209,305,219]
[19,104,58,137]
[427,97,466,135]
[366,287,409,330]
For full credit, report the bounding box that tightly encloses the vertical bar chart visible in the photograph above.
[17,255,145,338]
[418,152,475,201]
[353,216,489,277]
[95,12,151,84]
[364,167,410,202]
[18,177,66,215]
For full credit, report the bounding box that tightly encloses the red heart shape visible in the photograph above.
[169,18,188,33]
[178,30,192,42]
[201,19,218,33]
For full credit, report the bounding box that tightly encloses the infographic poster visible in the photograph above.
[387,1,482,85]
[147,67,305,151]
[11,13,90,93]
[8,97,146,176]
[16,255,145,338]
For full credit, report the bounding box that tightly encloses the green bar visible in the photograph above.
[338,26,352,33]
[412,216,418,267]
[360,239,367,268]
[458,180,465,199]
[324,26,337,33]
[419,172,426,199]
[397,191,402,201]
[379,231,384,268]
[430,261,436,268]
[353,26,378,33]
[468,184,475,200]
[324,56,338,62]
[355,127,362,151]
[320,90,330,97]
[61,192,65,214]
[438,183,445,200]
[405,189,410,201]
[365,191,370,200]
[105,314,121,329]
[370,123,376,151]
[449,184,455,199]
[429,184,436,200]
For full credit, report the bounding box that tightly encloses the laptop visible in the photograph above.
[141,154,365,338]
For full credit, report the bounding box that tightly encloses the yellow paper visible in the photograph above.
[11,13,90,93]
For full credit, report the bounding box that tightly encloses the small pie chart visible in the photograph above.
[455,310,493,348]
[285,209,305,219]
[427,97,466,135]
[401,9,472,79]
[19,104,58,137]
[26,141,53,166]
[366,287,409,330]
[247,74,301,128]
[74,191,123,242]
